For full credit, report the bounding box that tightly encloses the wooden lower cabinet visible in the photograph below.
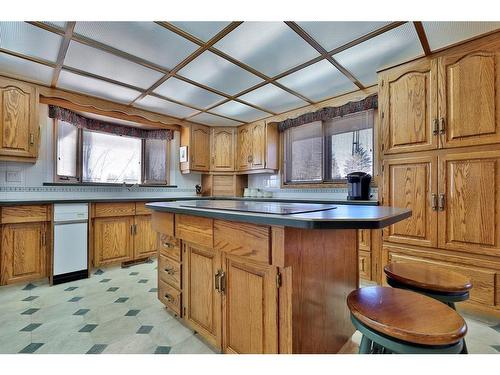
[93,216,134,266]
[133,215,157,259]
[0,222,48,284]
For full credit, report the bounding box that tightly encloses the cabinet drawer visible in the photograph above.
[135,202,152,215]
[158,234,181,261]
[176,214,213,248]
[214,220,270,264]
[359,251,371,280]
[151,211,175,236]
[158,254,182,289]
[93,203,135,218]
[1,205,50,224]
[158,279,182,315]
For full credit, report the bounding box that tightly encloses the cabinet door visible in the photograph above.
[133,215,157,259]
[383,156,438,248]
[236,125,252,171]
[438,43,500,148]
[0,80,38,159]
[379,59,438,154]
[1,222,47,285]
[183,243,222,349]
[211,127,235,171]
[222,254,278,354]
[438,150,500,257]
[93,216,133,266]
[358,229,371,251]
[191,124,210,171]
[250,122,266,169]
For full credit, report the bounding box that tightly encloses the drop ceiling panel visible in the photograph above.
[64,41,163,89]
[333,23,423,86]
[170,21,231,41]
[42,21,67,30]
[58,70,142,104]
[214,22,320,77]
[239,84,307,113]
[297,21,391,52]
[0,21,62,62]
[135,95,198,118]
[210,101,269,122]
[0,52,54,84]
[277,60,357,102]
[190,112,242,127]
[423,22,500,51]
[178,51,263,95]
[74,22,199,70]
[154,77,225,109]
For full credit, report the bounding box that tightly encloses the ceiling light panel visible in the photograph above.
[333,23,423,86]
[74,22,199,70]
[134,95,198,118]
[154,77,225,109]
[214,22,320,77]
[297,21,391,52]
[58,70,142,104]
[0,21,62,62]
[277,60,357,102]
[170,21,231,41]
[210,101,269,122]
[239,84,307,113]
[189,112,243,127]
[178,51,263,95]
[64,41,163,89]
[42,21,67,30]
[423,22,500,51]
[0,52,54,84]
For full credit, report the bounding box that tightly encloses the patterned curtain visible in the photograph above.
[277,94,378,132]
[48,105,173,140]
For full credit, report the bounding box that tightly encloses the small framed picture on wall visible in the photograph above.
[179,146,188,162]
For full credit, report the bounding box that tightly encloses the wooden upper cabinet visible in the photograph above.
[250,122,266,169]
[191,124,210,171]
[438,41,500,148]
[183,244,222,349]
[236,124,252,171]
[1,222,47,285]
[438,150,500,257]
[133,215,158,259]
[383,156,438,248]
[236,122,278,172]
[93,216,133,266]
[379,59,438,154]
[0,77,38,161]
[222,254,278,354]
[211,127,235,171]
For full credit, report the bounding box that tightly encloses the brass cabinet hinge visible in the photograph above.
[276,272,282,289]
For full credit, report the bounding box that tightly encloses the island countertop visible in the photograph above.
[146,199,411,229]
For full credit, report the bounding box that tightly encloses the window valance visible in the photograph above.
[277,94,378,132]
[48,105,173,141]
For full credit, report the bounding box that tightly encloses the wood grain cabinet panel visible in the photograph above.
[93,216,133,266]
[383,156,438,248]
[0,77,38,161]
[358,229,371,251]
[175,214,213,248]
[438,46,500,148]
[236,124,252,171]
[379,59,438,154]
[250,122,266,169]
[133,215,157,259]
[158,234,181,261]
[183,244,222,349]
[93,202,135,218]
[1,222,47,284]
[359,250,371,280]
[158,253,181,289]
[222,254,278,354]
[191,124,210,171]
[438,150,500,257]
[158,279,182,315]
[211,127,235,171]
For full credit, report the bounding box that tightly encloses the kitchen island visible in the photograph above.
[147,200,411,354]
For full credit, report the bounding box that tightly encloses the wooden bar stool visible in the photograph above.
[347,286,467,354]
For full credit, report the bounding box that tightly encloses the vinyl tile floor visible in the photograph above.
[0,261,498,354]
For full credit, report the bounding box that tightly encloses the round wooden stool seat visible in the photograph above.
[384,263,472,296]
[347,286,467,347]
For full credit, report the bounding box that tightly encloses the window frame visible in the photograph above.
[53,119,170,186]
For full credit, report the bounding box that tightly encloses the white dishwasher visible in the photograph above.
[53,203,89,285]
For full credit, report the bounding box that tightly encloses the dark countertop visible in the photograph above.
[0,196,379,206]
[146,199,410,230]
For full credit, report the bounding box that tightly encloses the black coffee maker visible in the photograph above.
[346,172,371,200]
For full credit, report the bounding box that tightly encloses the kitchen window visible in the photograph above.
[283,109,374,185]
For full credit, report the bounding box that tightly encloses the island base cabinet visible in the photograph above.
[221,254,278,354]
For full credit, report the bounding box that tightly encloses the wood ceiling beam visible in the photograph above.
[51,21,76,87]
[413,21,432,55]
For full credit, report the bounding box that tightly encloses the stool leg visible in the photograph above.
[460,339,468,354]
[359,335,372,354]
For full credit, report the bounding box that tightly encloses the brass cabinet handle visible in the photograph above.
[438,193,446,211]
[164,267,175,275]
[164,293,174,303]
[133,224,137,235]
[130,224,134,235]
[219,271,226,294]
[431,193,438,211]
[433,119,439,136]
[163,242,174,248]
[214,270,221,293]
[29,133,35,145]
[439,117,446,135]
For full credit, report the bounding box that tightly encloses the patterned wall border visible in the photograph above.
[0,186,195,193]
